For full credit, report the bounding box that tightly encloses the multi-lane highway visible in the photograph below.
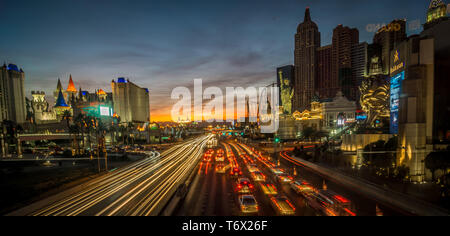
[9,135,213,216]
[175,139,417,216]
[175,141,319,216]
[9,135,422,216]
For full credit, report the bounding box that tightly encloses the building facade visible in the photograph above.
[373,19,407,75]
[332,25,360,101]
[294,8,321,111]
[0,64,27,124]
[322,91,357,130]
[351,42,369,90]
[397,0,450,182]
[316,45,333,100]
[111,78,150,124]
[31,91,58,125]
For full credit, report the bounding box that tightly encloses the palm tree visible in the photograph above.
[85,116,97,152]
[74,114,87,154]
[69,125,80,156]
[62,110,72,132]
[120,125,126,145]
[127,122,135,146]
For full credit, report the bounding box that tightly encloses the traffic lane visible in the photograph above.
[31,138,208,216]
[30,155,168,216]
[235,142,319,216]
[228,143,280,216]
[278,155,403,216]
[175,153,237,216]
[89,142,204,216]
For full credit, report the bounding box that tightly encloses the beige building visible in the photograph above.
[396,1,450,182]
[31,91,58,125]
[111,78,150,124]
[0,64,26,124]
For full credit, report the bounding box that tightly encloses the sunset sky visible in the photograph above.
[0,0,427,121]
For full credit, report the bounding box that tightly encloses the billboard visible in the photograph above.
[390,71,405,134]
[100,106,110,116]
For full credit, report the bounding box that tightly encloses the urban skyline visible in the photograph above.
[0,0,429,122]
[0,0,450,221]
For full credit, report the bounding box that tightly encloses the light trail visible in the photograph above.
[28,135,213,216]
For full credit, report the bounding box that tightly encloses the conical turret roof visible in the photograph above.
[56,78,62,91]
[67,75,77,93]
[55,89,69,107]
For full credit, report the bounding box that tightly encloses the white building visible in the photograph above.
[321,91,357,130]
[111,78,150,124]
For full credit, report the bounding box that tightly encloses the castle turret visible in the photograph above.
[54,89,72,118]
[54,78,63,102]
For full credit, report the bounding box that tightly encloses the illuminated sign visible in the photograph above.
[100,106,110,116]
[390,50,404,74]
[356,115,367,120]
[390,71,405,134]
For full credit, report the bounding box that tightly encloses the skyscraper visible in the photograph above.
[351,42,369,90]
[111,78,150,123]
[316,45,332,99]
[425,0,448,29]
[373,19,406,75]
[294,8,320,111]
[0,64,27,124]
[332,25,359,101]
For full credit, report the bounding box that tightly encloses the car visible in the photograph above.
[270,196,296,216]
[215,164,227,174]
[230,167,243,177]
[235,178,254,193]
[275,173,294,184]
[247,164,260,173]
[312,190,356,216]
[290,180,315,195]
[203,154,212,162]
[251,171,266,182]
[270,168,285,175]
[205,149,214,156]
[238,195,259,214]
[259,183,278,195]
[215,154,225,162]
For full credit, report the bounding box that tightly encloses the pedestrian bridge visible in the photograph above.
[18,133,72,141]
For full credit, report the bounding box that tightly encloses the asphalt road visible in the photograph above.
[175,140,410,216]
[174,141,319,216]
[9,135,213,216]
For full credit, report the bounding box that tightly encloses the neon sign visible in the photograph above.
[390,71,405,134]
